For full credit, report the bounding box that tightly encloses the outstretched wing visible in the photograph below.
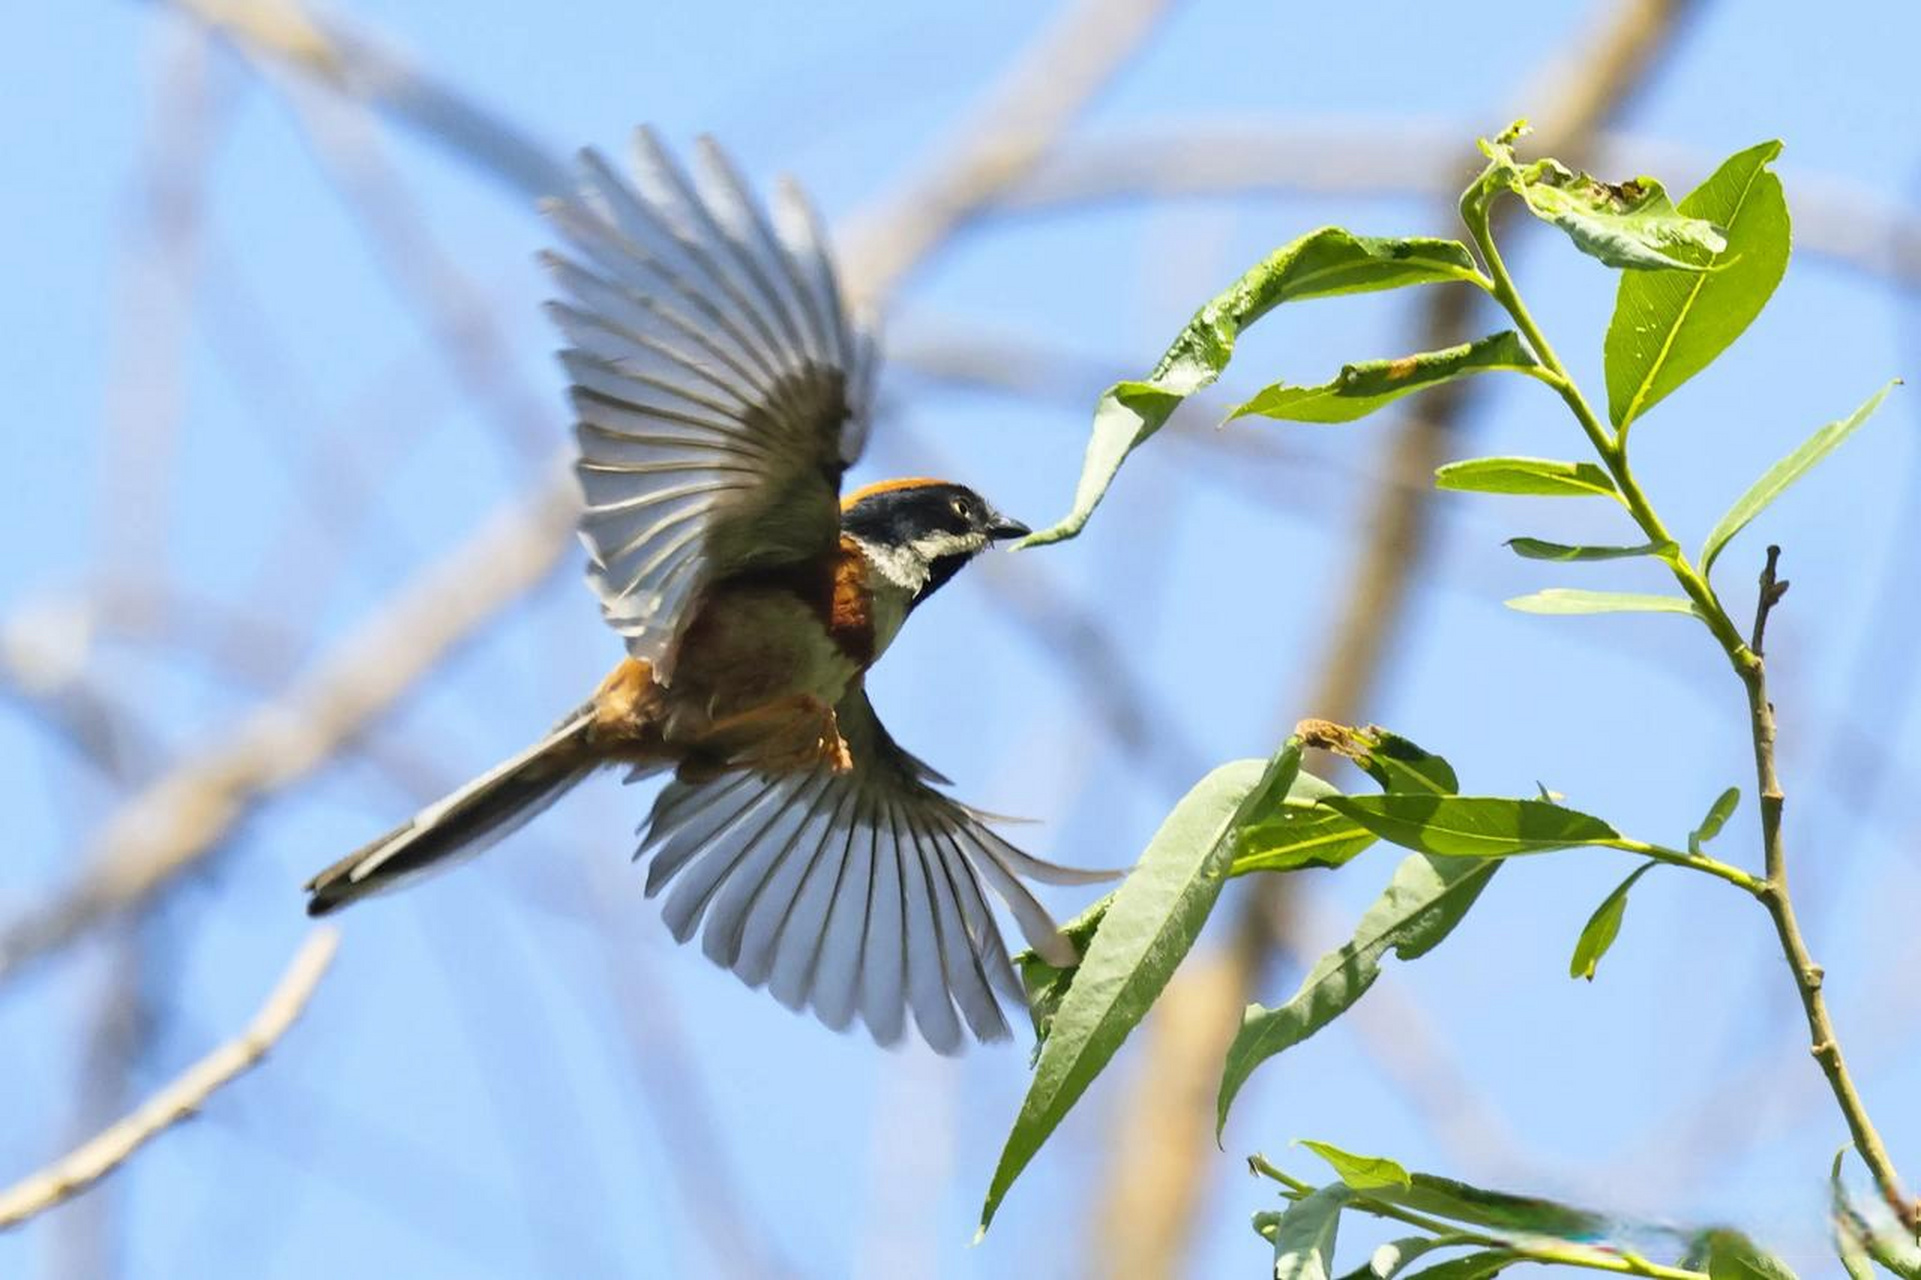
[634,683,1114,1053]
[544,129,879,683]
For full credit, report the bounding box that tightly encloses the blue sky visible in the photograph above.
[4,1,1921,1276]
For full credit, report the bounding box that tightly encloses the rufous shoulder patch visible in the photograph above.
[827,535,877,665]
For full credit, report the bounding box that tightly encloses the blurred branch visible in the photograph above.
[160,0,569,200]
[0,927,338,1230]
[1002,125,1921,289]
[835,0,1175,304]
[0,473,578,987]
[1085,3,1705,1275]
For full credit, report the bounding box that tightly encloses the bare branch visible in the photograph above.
[835,0,1176,304]
[0,472,577,986]
[0,928,339,1230]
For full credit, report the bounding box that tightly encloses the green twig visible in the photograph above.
[1247,1155,1705,1279]
[1465,175,1918,1237]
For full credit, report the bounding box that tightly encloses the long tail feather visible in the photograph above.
[305,709,599,916]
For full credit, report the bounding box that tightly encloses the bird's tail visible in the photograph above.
[305,707,602,916]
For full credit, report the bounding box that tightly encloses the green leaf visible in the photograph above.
[1689,787,1741,856]
[1505,537,1676,563]
[1400,1252,1519,1280]
[1505,589,1700,618]
[1341,1237,1461,1280]
[1831,1150,1921,1278]
[1321,795,1622,859]
[1700,1229,1800,1279]
[1700,381,1899,577]
[1434,456,1621,501]
[1299,1140,1412,1191]
[1569,863,1656,981]
[1233,800,1377,874]
[1021,229,1483,546]
[1379,1172,1611,1240]
[1607,141,1791,430]
[1218,853,1498,1130]
[1298,721,1459,797]
[1016,894,1113,1053]
[1228,332,1538,424]
[1272,1184,1351,1280]
[1489,141,1727,271]
[980,745,1297,1232]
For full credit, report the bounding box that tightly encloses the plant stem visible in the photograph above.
[1605,840,1763,896]
[1743,549,1919,1233]
[1469,205,1920,1236]
[1248,1156,1706,1279]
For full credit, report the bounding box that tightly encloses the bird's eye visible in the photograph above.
[950,497,972,520]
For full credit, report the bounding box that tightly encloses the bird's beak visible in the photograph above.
[985,511,1031,541]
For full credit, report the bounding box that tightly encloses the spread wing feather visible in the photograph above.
[544,130,875,683]
[633,684,1115,1053]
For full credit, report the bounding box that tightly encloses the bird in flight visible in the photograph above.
[303,130,1113,1053]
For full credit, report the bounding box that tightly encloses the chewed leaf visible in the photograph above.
[1479,131,1727,271]
[1228,331,1537,424]
[1607,141,1791,429]
[1700,381,1899,577]
[1435,457,1621,501]
[1022,229,1482,546]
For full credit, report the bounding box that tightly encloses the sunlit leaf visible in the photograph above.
[1218,853,1497,1130]
[1297,720,1459,796]
[1475,128,1726,271]
[1379,1172,1611,1241]
[981,743,1300,1232]
[1688,787,1740,856]
[1700,381,1899,577]
[1299,1140,1412,1191]
[1022,229,1483,546]
[1321,795,1622,859]
[1607,141,1791,429]
[1400,1252,1519,1279]
[1504,537,1675,562]
[1435,456,1621,500]
[1272,1184,1351,1280]
[1342,1237,1462,1280]
[1569,863,1656,981]
[1505,589,1700,618]
[1228,332,1537,424]
[1698,1228,1800,1279]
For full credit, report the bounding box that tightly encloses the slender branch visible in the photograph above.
[1605,840,1764,896]
[1741,549,1918,1233]
[834,0,1176,305]
[1478,155,1919,1234]
[0,471,578,987]
[0,928,339,1230]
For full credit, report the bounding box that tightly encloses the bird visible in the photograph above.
[302,129,1114,1053]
